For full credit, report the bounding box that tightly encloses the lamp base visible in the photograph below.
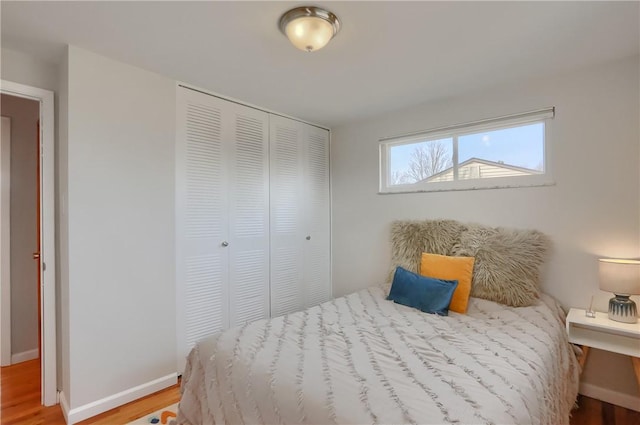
[608,294,638,323]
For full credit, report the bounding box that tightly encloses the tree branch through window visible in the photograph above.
[392,141,452,184]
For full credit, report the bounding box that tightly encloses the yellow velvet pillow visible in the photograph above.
[420,253,475,314]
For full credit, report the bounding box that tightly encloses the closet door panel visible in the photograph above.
[303,126,332,307]
[228,105,270,326]
[176,88,230,372]
[269,115,304,317]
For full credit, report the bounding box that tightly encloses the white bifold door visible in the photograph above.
[176,87,331,374]
[176,87,270,373]
[269,115,331,317]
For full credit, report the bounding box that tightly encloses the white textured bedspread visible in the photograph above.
[178,286,579,425]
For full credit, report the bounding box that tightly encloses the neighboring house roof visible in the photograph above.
[423,157,540,182]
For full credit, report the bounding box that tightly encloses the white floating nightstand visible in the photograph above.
[566,308,640,389]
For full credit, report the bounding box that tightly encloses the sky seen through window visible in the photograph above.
[390,122,544,180]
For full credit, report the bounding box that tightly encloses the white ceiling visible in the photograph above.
[2,1,638,127]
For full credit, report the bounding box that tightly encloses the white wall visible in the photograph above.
[61,46,176,418]
[1,94,39,359]
[1,47,59,93]
[331,56,639,403]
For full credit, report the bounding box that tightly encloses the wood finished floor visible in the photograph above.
[1,359,639,424]
[0,359,180,425]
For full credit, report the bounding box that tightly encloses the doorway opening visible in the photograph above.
[1,94,40,369]
[0,80,56,406]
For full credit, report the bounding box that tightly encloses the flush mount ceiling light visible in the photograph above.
[279,6,340,52]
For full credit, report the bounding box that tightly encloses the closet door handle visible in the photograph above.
[221,241,229,247]
[306,236,311,241]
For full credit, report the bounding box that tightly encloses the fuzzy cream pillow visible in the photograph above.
[387,219,467,285]
[452,225,550,307]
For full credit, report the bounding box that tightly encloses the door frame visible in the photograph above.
[0,116,11,367]
[0,80,57,406]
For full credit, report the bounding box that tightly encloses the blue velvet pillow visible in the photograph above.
[387,266,458,316]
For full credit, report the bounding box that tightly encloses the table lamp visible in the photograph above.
[598,258,640,323]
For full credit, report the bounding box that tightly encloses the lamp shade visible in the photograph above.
[599,259,640,295]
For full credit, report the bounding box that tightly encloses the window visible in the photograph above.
[379,108,554,193]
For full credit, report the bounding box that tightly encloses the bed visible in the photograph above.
[178,220,580,425]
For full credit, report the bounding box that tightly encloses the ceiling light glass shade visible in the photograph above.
[279,7,340,52]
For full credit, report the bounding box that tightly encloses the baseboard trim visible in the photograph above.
[580,382,640,412]
[11,348,38,364]
[59,391,70,423]
[65,373,177,424]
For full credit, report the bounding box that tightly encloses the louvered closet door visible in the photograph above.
[176,88,230,373]
[303,125,332,307]
[269,115,305,317]
[228,104,270,326]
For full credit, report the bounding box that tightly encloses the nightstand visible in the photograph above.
[566,308,640,388]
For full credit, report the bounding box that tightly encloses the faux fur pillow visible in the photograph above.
[452,225,550,307]
[387,219,467,284]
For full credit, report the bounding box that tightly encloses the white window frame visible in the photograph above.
[379,107,555,194]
